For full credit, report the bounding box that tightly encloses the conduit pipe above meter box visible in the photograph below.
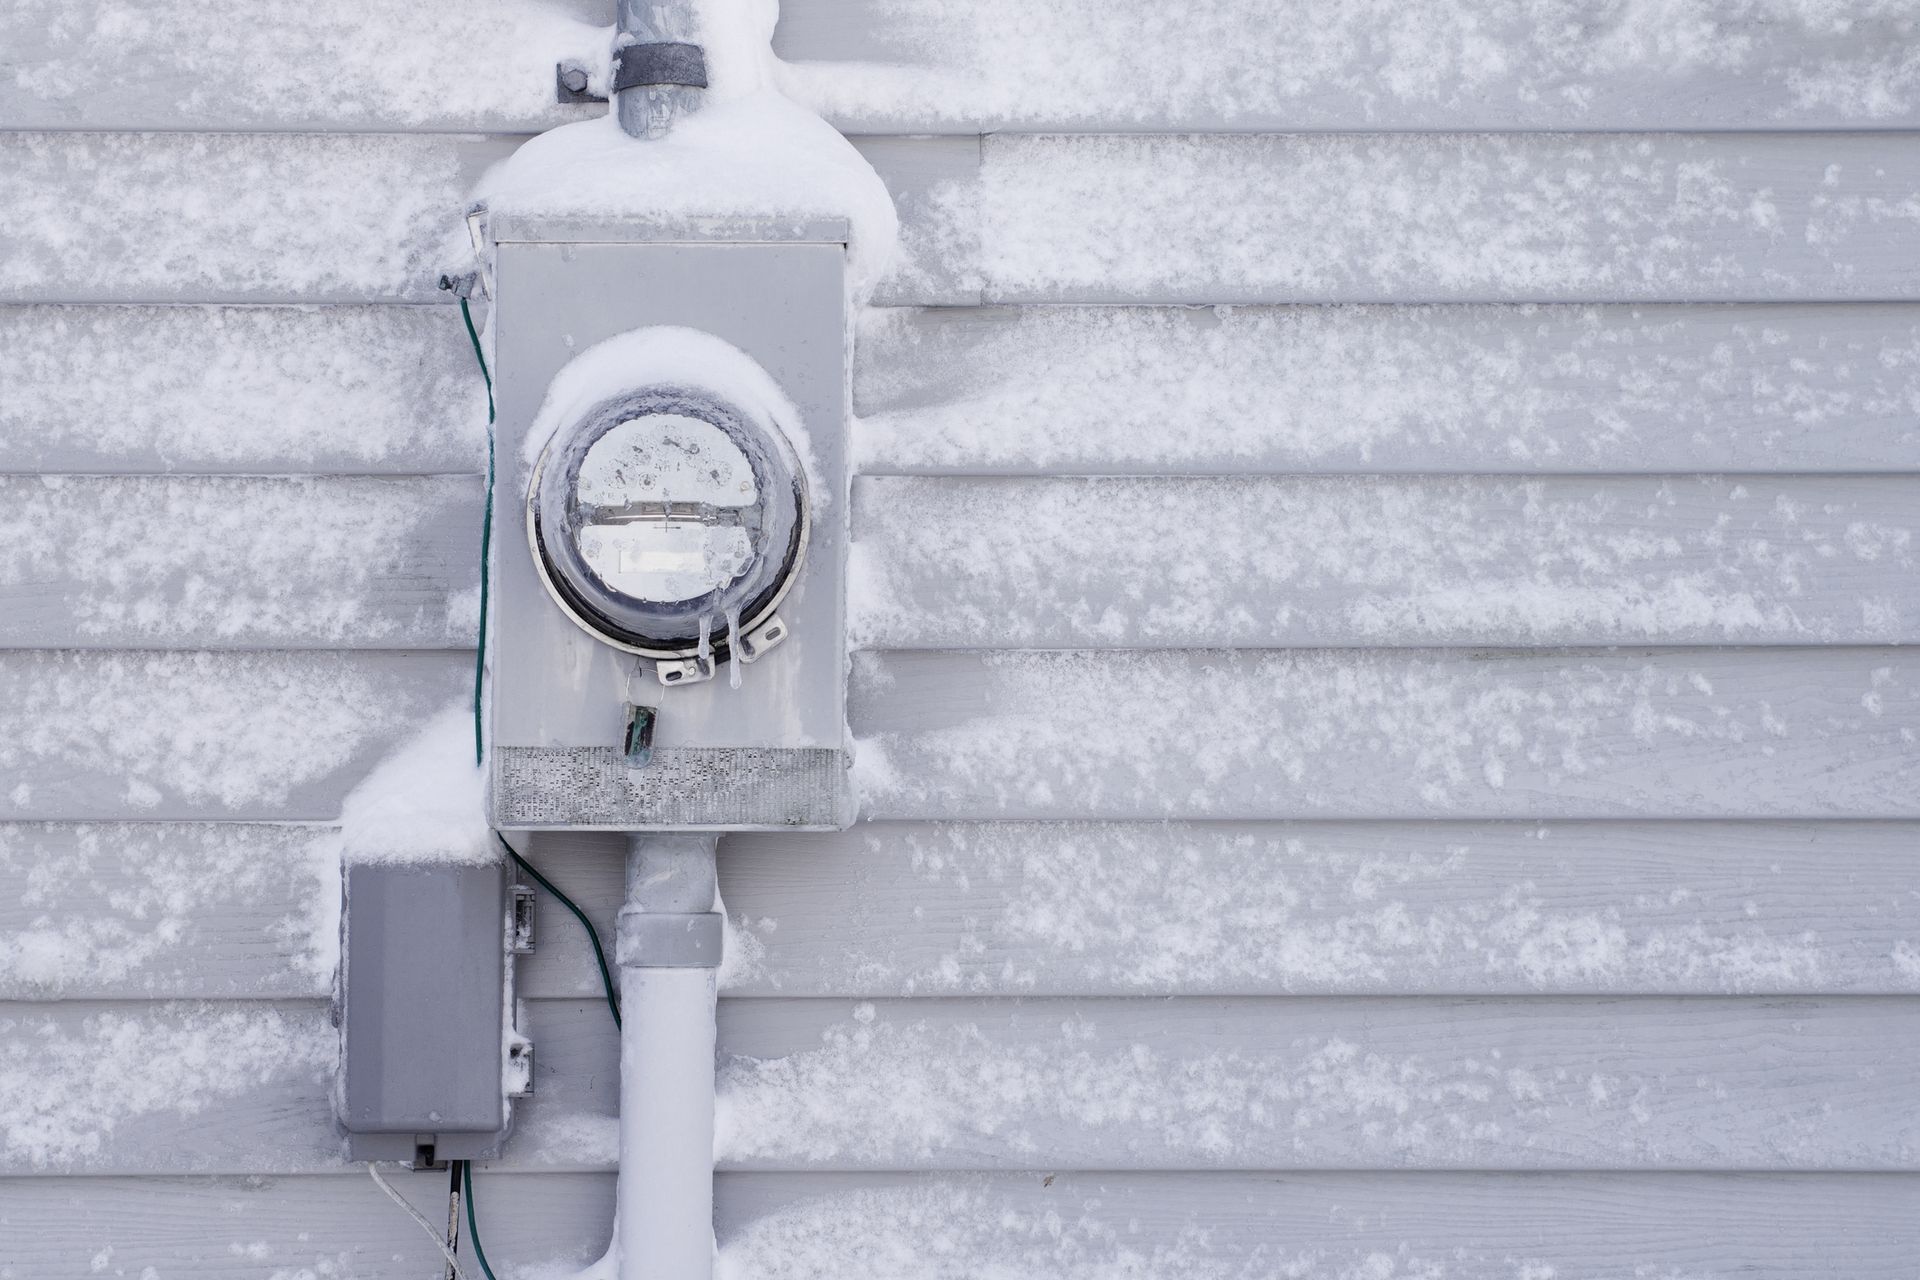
[484,212,853,831]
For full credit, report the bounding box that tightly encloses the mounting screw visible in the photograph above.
[556,60,601,103]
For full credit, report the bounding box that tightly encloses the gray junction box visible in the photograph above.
[486,216,853,831]
[338,861,531,1163]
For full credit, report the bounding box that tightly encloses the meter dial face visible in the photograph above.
[530,386,807,659]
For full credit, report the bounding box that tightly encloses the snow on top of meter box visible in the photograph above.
[465,0,899,302]
[518,325,828,513]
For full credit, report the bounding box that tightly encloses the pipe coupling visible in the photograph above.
[616,908,723,969]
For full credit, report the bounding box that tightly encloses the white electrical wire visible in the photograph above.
[366,1163,474,1280]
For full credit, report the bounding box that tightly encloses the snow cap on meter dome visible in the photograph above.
[524,327,816,666]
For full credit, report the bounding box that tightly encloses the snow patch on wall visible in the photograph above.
[0,132,476,299]
[715,999,1879,1167]
[0,475,480,646]
[851,650,1919,817]
[853,304,1920,474]
[0,651,460,814]
[850,475,1915,647]
[4,0,604,129]
[901,134,1920,301]
[0,824,339,999]
[0,1003,333,1168]
[0,305,488,472]
[726,822,1900,996]
[339,703,495,865]
[778,0,1920,128]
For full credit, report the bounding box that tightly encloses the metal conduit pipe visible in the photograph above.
[615,0,706,139]
[616,831,723,1279]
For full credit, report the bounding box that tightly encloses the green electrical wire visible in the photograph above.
[454,297,623,1272]
[461,1161,500,1280]
[459,295,496,769]
[499,832,623,1028]
[457,296,619,1028]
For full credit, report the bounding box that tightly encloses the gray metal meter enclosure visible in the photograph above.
[487,214,853,830]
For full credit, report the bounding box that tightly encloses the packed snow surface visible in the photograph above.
[338,703,495,865]
[522,327,825,509]
[469,94,898,299]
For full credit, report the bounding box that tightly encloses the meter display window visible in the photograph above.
[530,386,807,662]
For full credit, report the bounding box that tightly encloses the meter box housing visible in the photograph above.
[486,213,852,831]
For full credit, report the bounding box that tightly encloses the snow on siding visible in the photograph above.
[0,476,480,646]
[0,305,486,473]
[0,1003,333,1168]
[850,475,1917,647]
[4,0,603,130]
[0,132,494,300]
[0,825,339,999]
[906,133,1920,302]
[853,304,1920,474]
[723,822,1914,996]
[0,651,462,815]
[851,650,1918,818]
[778,0,1920,129]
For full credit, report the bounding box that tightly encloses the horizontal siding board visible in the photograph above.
[0,132,977,305]
[11,820,1918,1002]
[7,1172,1919,1280]
[775,0,1920,133]
[852,648,1920,820]
[716,996,1920,1172]
[0,305,488,474]
[0,824,338,1001]
[855,303,1920,476]
[10,133,1920,305]
[717,1171,1920,1280]
[7,300,1919,477]
[3,647,1912,821]
[713,821,1920,998]
[0,1171,617,1280]
[8,0,1919,134]
[852,475,1920,648]
[0,650,469,820]
[927,133,1920,304]
[0,0,608,134]
[7,996,1919,1175]
[20,472,1914,651]
[0,476,482,649]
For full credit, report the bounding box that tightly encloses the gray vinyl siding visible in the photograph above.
[3,2,1919,1276]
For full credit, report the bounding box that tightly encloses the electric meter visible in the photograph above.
[529,385,806,684]
[484,223,850,830]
